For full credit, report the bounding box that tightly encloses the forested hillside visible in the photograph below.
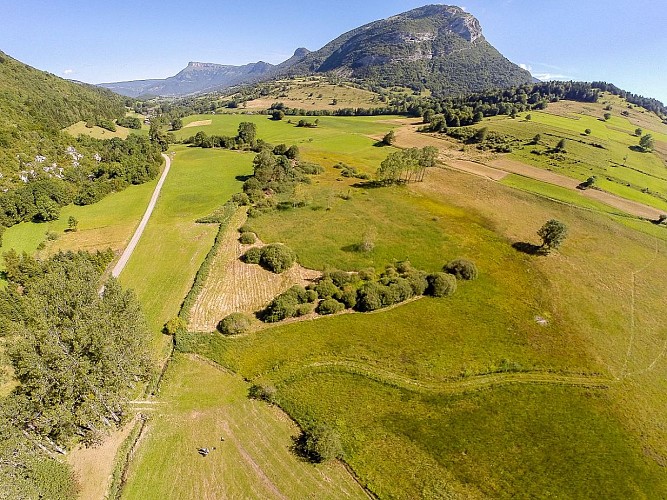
[0,50,162,237]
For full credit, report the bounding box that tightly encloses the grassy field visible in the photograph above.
[473,97,667,211]
[171,110,667,497]
[238,77,382,112]
[64,120,138,139]
[122,354,367,500]
[118,146,254,342]
[0,178,157,279]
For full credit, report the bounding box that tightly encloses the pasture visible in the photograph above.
[175,109,667,497]
[121,354,367,500]
[117,146,253,341]
[475,97,667,211]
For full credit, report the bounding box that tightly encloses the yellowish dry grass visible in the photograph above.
[189,209,321,332]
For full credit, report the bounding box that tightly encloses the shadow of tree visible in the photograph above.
[512,242,545,255]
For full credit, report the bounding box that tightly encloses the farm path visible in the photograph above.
[390,122,663,220]
[111,153,172,278]
[272,359,611,396]
[189,209,321,332]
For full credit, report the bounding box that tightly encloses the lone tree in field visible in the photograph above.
[555,138,567,152]
[382,130,396,146]
[67,216,79,232]
[639,134,655,152]
[538,219,568,253]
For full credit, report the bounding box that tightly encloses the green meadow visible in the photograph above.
[170,112,667,497]
[122,354,366,500]
[3,108,666,498]
[477,97,667,211]
[118,146,253,343]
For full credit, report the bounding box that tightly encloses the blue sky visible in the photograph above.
[2,1,666,102]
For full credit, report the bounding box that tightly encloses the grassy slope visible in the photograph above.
[480,95,667,211]
[176,114,667,497]
[122,354,366,500]
[0,178,157,275]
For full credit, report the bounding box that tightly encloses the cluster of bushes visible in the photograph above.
[241,148,323,217]
[255,259,478,324]
[116,116,142,129]
[333,162,370,180]
[183,122,265,151]
[243,243,296,273]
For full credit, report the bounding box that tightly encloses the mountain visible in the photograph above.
[279,4,532,95]
[99,5,531,98]
[99,60,276,98]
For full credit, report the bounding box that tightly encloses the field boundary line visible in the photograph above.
[273,360,611,396]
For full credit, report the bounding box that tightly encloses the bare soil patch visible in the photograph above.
[184,119,212,128]
[189,210,321,332]
[68,417,136,500]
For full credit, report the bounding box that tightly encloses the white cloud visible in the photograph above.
[63,69,74,75]
[519,63,532,72]
[533,72,571,81]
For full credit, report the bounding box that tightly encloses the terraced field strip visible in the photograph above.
[189,209,321,332]
[273,360,611,396]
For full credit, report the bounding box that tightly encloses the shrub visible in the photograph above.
[231,192,250,205]
[296,303,314,316]
[163,316,186,335]
[285,285,309,303]
[217,312,253,335]
[295,424,344,463]
[259,244,296,273]
[444,259,478,280]
[389,278,414,302]
[426,273,457,297]
[243,247,262,264]
[317,298,345,315]
[306,289,319,303]
[314,278,340,299]
[337,287,357,309]
[263,293,299,322]
[404,269,428,295]
[328,270,354,288]
[239,223,254,234]
[356,282,384,311]
[239,232,256,245]
[358,268,376,281]
[248,384,277,403]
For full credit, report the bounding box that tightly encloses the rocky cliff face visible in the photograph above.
[99,5,531,98]
[280,4,531,96]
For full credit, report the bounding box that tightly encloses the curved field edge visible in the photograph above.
[119,353,369,500]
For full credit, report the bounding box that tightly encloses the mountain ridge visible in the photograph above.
[100,5,531,98]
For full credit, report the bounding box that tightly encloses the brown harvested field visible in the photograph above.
[188,209,321,332]
[68,417,136,500]
[183,119,212,128]
[241,79,379,111]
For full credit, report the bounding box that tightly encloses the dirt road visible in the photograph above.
[111,153,172,278]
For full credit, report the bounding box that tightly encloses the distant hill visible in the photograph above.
[0,50,161,230]
[100,60,276,98]
[0,50,124,132]
[100,5,531,98]
[280,5,532,95]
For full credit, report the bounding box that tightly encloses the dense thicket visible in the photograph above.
[0,134,161,228]
[0,250,152,496]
